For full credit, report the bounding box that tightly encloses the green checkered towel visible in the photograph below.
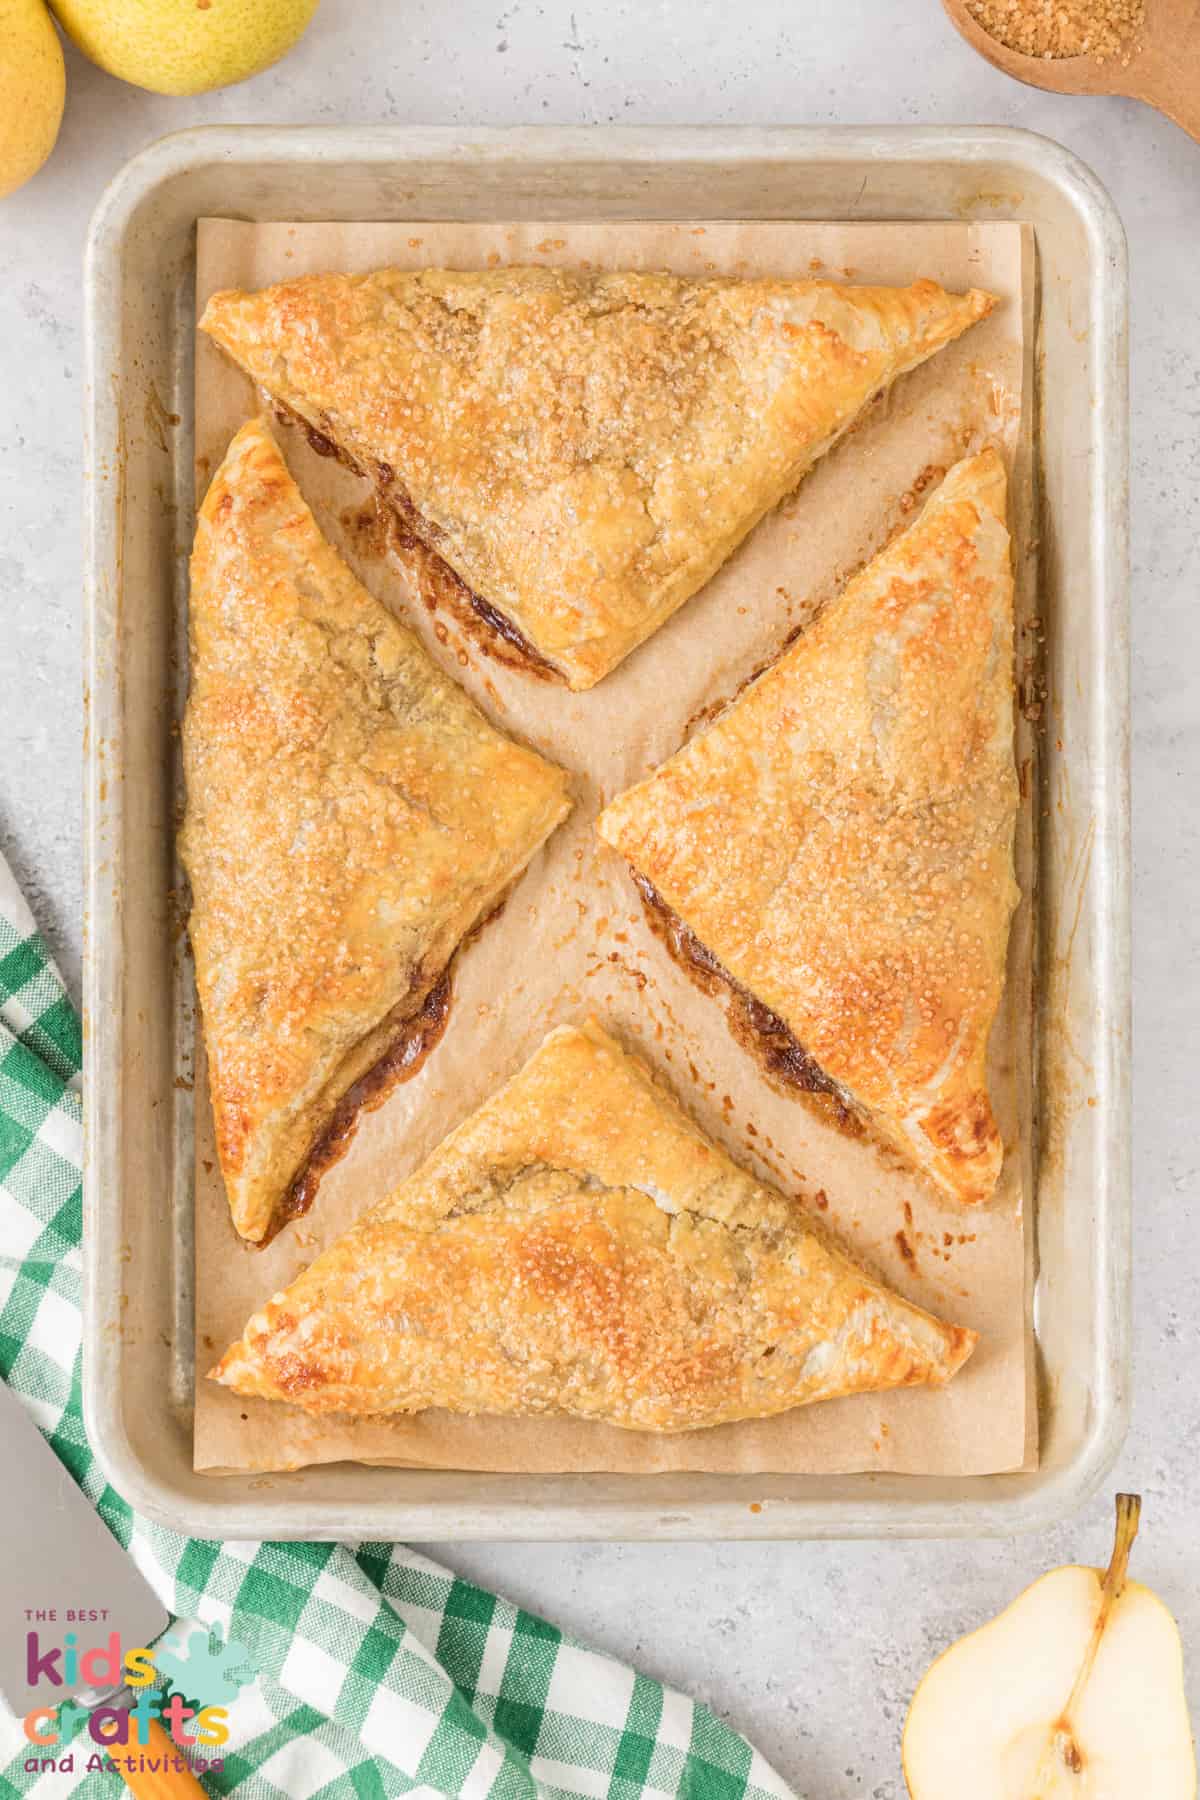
[0,854,795,1800]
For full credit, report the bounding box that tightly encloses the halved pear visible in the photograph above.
[904,1496,1196,1798]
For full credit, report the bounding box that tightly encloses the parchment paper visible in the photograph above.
[192,217,1038,1478]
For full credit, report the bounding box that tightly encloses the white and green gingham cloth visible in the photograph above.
[0,853,796,1800]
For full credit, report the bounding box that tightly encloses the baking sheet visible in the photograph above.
[192,217,1037,1478]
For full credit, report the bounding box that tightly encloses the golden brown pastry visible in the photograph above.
[211,1020,977,1430]
[598,451,1018,1207]
[200,267,995,690]
[181,419,571,1245]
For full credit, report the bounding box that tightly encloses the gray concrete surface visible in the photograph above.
[1,3,1196,1793]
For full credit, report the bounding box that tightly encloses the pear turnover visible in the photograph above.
[201,267,994,688]
[599,452,1018,1207]
[213,1020,976,1430]
[182,419,571,1245]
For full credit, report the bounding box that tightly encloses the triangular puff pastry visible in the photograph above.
[200,268,995,690]
[181,419,571,1245]
[212,1020,976,1430]
[598,451,1018,1207]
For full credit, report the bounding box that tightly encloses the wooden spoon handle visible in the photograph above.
[1132,15,1200,141]
[1143,80,1200,141]
[105,1719,211,1799]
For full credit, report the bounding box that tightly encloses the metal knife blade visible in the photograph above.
[0,1379,169,1716]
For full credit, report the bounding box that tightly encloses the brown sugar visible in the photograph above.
[964,0,1144,61]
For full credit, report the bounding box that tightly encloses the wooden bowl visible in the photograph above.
[941,0,1200,141]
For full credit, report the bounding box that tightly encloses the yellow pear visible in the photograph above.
[49,0,318,97]
[0,0,65,199]
[903,1496,1196,1798]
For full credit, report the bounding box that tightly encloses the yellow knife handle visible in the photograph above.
[105,1719,210,1799]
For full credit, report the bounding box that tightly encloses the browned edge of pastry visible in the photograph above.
[627,869,863,1139]
[261,971,453,1247]
[272,402,565,685]
[259,885,523,1246]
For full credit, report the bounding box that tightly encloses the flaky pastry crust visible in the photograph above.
[181,419,571,1244]
[200,267,995,689]
[212,1021,976,1430]
[598,451,1018,1206]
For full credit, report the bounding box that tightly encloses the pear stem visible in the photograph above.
[1063,1491,1141,1718]
[1033,1494,1142,1789]
[1101,1493,1142,1602]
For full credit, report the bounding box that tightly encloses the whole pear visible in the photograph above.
[49,0,318,97]
[0,0,65,199]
